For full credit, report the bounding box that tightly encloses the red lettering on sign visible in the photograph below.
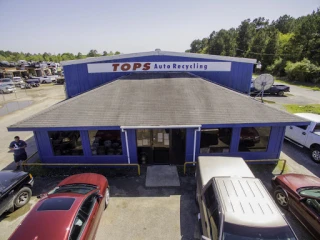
[133,63,142,70]
[112,64,120,71]
[121,63,131,71]
[143,63,151,70]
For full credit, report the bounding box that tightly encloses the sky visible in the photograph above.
[0,0,319,55]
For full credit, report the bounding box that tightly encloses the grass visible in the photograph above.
[284,104,320,114]
[252,74,320,91]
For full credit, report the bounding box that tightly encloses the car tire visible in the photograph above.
[14,187,32,208]
[311,146,320,163]
[278,91,284,96]
[42,80,46,84]
[105,188,110,209]
[274,188,289,209]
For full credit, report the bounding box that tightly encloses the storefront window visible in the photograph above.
[48,131,83,156]
[238,127,271,152]
[136,129,152,147]
[200,128,232,153]
[88,130,122,155]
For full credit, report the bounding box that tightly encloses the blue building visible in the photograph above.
[8,51,307,165]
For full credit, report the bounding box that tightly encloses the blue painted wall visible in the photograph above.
[63,55,254,98]
[34,125,286,165]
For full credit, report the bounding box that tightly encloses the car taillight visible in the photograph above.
[29,173,33,179]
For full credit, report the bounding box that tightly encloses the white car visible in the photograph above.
[30,76,56,84]
[12,77,24,86]
[285,113,320,162]
[0,84,16,94]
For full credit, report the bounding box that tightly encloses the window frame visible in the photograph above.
[68,191,99,240]
[88,130,123,156]
[238,126,271,153]
[200,128,233,153]
[48,130,83,156]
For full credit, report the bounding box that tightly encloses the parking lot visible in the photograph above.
[0,83,319,239]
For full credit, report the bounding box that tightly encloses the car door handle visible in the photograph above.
[289,126,293,129]
[302,132,306,135]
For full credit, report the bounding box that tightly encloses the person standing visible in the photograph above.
[9,136,27,170]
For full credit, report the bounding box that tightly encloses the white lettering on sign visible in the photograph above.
[87,62,231,73]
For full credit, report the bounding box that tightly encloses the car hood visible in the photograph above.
[0,170,27,193]
[277,174,320,192]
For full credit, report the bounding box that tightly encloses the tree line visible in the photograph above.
[186,8,320,83]
[0,49,121,63]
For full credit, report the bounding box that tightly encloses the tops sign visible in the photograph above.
[87,62,231,73]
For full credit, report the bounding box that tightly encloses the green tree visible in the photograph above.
[272,15,295,34]
[189,39,204,53]
[236,19,255,57]
[262,28,280,71]
[87,49,99,57]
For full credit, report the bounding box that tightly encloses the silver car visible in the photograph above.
[12,77,24,86]
[0,84,16,94]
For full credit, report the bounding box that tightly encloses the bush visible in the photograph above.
[285,59,320,83]
[266,58,287,76]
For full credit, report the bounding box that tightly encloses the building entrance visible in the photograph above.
[136,129,186,165]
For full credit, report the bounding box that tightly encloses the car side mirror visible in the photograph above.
[96,194,103,200]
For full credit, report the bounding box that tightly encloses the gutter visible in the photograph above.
[193,127,201,163]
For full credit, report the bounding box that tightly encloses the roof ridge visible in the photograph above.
[61,51,257,66]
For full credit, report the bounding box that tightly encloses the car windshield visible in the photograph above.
[299,187,320,198]
[223,223,296,240]
[48,184,96,195]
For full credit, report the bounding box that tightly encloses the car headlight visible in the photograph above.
[62,137,70,142]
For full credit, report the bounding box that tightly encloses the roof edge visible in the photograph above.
[61,51,257,66]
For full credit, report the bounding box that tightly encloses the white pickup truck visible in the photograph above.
[285,113,320,162]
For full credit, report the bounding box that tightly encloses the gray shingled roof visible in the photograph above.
[8,73,307,130]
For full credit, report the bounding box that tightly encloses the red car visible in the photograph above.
[272,174,320,239]
[9,173,110,240]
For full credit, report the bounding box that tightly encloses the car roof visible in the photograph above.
[58,173,106,189]
[294,113,320,123]
[9,193,90,240]
[215,177,290,228]
[198,156,254,187]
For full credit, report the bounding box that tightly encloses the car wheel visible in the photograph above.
[105,188,110,209]
[14,187,32,208]
[274,189,289,209]
[311,147,320,163]
[42,80,46,84]
[278,91,284,96]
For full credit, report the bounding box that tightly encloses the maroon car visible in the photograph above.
[9,173,109,240]
[272,174,320,239]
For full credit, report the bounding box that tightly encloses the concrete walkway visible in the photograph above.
[0,85,65,170]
